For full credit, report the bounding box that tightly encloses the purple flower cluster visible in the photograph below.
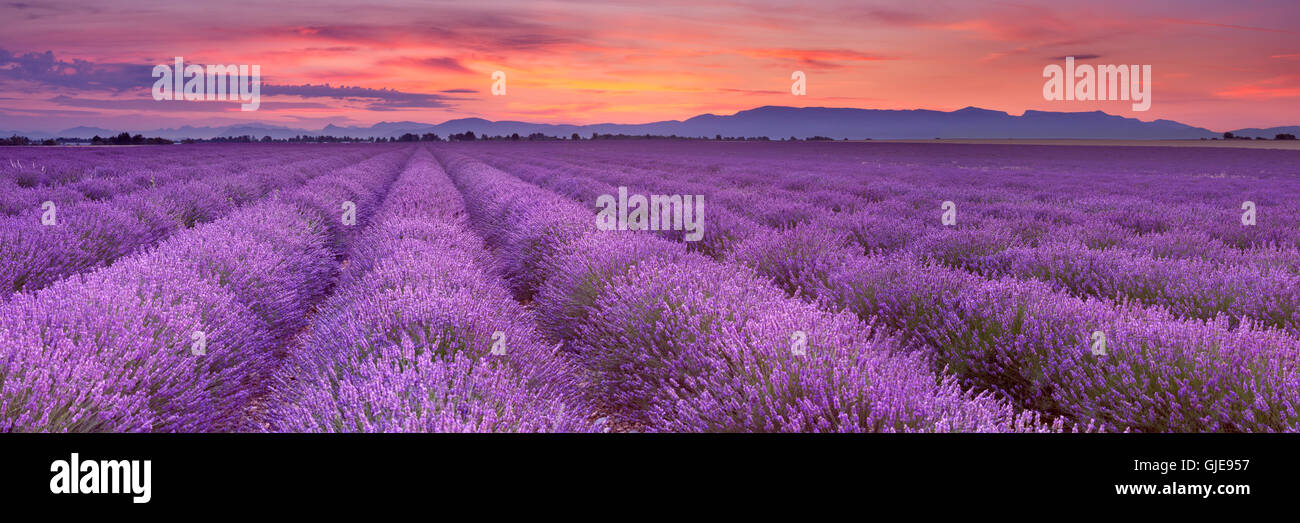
[0,145,386,296]
[0,149,406,431]
[262,149,595,432]
[811,248,1300,432]
[444,141,1300,432]
[437,151,1049,432]
[0,146,341,215]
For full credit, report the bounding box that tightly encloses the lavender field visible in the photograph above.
[3,141,1299,433]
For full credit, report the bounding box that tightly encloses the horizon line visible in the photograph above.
[8,104,1299,136]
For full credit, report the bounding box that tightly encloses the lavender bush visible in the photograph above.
[446,141,1300,432]
[263,150,595,432]
[0,146,404,431]
[0,146,399,296]
[437,151,1051,432]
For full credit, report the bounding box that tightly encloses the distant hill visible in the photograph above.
[308,106,1224,140]
[664,106,1221,140]
[47,126,118,138]
[6,106,1295,141]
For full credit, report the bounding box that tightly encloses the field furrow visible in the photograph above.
[433,150,1052,433]
[473,146,1300,333]
[260,147,595,432]
[0,146,409,432]
[454,144,1300,432]
[0,146,402,297]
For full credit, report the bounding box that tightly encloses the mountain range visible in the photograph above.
[4,106,1297,141]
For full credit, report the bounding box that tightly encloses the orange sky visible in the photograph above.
[1,0,1297,132]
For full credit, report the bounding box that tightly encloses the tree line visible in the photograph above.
[0,132,173,146]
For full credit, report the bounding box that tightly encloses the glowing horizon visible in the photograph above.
[1,0,1297,133]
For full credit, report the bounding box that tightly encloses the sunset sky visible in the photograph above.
[1,0,1297,132]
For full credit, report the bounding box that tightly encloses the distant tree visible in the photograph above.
[261,135,273,142]
[510,133,520,140]
[571,133,580,141]
[0,134,32,146]
[79,132,171,145]
[1275,133,1296,140]
[1223,132,1235,139]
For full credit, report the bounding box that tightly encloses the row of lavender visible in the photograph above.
[433,151,1053,432]
[0,146,306,215]
[0,149,407,431]
[456,143,1300,432]
[261,149,593,432]
[0,145,252,188]
[531,142,1300,259]
[0,146,386,296]
[595,144,1300,267]
[477,144,1300,333]
[554,140,1300,247]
